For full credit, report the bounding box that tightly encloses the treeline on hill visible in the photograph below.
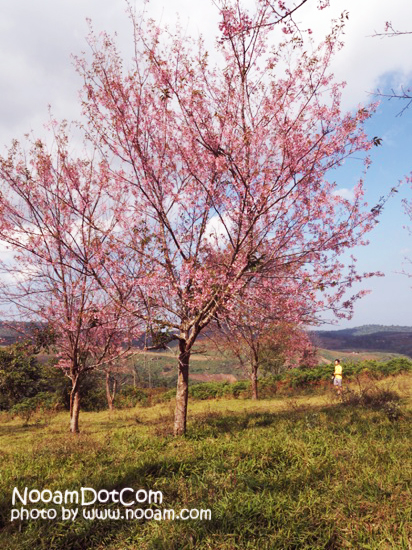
[1,341,411,424]
[312,325,412,358]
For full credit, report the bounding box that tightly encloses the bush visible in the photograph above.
[382,400,402,422]
[10,392,62,425]
[0,346,43,409]
[153,380,250,403]
[341,386,402,421]
[115,387,149,408]
[278,357,412,390]
[360,388,400,409]
[80,387,108,411]
[189,382,227,400]
[80,385,149,411]
[230,380,249,398]
[154,388,176,403]
[259,375,282,397]
[188,381,251,400]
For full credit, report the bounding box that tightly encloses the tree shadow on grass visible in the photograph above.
[184,403,335,440]
[0,423,46,437]
[0,445,342,550]
[0,454,205,550]
[0,404,351,550]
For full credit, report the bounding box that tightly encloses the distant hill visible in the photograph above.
[0,321,32,345]
[323,325,412,336]
[311,325,412,358]
[3,320,412,367]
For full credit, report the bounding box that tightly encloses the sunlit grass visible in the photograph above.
[1,374,411,549]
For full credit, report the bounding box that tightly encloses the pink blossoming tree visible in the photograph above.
[73,0,385,435]
[210,277,320,399]
[0,127,137,432]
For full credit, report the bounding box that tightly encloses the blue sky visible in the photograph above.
[0,0,411,328]
[326,80,412,328]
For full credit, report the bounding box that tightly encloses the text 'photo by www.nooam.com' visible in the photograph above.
[10,487,212,522]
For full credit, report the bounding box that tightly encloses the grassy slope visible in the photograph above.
[0,374,411,550]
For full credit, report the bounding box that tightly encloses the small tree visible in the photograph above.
[0,127,136,432]
[210,279,318,398]
[259,324,318,373]
[102,355,132,410]
[213,320,316,399]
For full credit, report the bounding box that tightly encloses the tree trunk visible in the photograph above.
[174,341,190,436]
[251,363,258,400]
[105,371,116,410]
[69,380,81,433]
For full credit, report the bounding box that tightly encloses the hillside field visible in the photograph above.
[123,344,407,388]
[0,373,411,549]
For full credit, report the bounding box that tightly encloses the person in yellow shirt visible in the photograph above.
[332,359,343,395]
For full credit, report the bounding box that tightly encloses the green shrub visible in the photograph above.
[80,385,149,411]
[9,392,62,425]
[341,386,402,421]
[115,386,149,408]
[382,400,402,421]
[80,387,108,411]
[230,380,249,398]
[0,345,42,409]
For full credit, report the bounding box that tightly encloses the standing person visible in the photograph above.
[332,359,343,395]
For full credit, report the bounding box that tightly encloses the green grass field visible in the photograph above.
[0,374,411,549]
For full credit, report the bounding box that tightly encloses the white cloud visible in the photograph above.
[204,213,231,247]
[293,0,412,111]
[333,187,355,201]
[1,0,411,150]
